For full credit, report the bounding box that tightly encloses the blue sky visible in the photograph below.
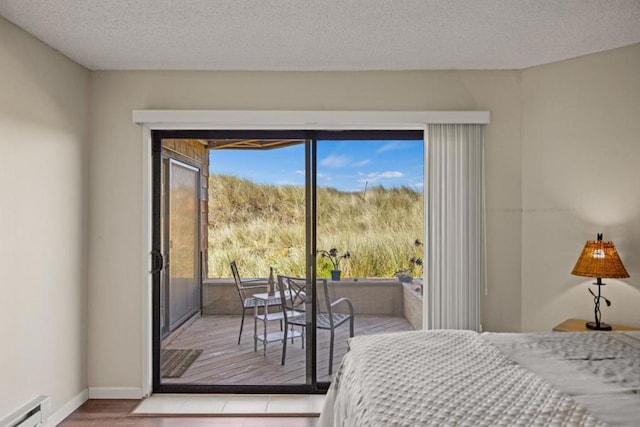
[209,140,424,192]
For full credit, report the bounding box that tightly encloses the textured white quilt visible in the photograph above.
[316,330,639,426]
[485,331,640,426]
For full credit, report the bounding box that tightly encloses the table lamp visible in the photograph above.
[571,233,629,330]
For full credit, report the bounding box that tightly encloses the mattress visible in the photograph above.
[317,329,640,426]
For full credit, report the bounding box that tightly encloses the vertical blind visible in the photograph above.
[427,124,484,331]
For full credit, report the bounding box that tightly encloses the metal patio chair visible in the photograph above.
[277,275,354,375]
[230,260,281,344]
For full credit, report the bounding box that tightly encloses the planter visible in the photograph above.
[402,282,424,330]
[331,270,342,281]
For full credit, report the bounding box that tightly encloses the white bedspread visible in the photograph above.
[485,331,640,426]
[317,330,623,426]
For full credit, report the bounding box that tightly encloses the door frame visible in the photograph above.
[152,130,422,393]
[136,109,490,396]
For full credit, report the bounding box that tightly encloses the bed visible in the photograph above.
[317,329,640,426]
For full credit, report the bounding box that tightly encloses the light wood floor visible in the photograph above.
[162,314,414,385]
[59,400,318,427]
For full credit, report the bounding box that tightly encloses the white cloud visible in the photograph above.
[359,170,404,183]
[295,170,305,175]
[352,159,371,167]
[379,171,403,178]
[377,142,400,153]
[320,155,349,168]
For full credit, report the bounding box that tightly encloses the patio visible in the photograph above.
[203,278,424,329]
[161,313,414,385]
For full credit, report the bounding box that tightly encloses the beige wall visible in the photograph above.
[521,43,640,331]
[88,70,522,389]
[0,17,89,418]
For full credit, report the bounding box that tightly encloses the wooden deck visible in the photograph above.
[162,314,414,385]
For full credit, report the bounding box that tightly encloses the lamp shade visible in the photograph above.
[571,239,629,279]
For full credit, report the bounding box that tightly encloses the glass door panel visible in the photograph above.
[157,155,202,389]
[315,138,425,383]
[166,159,200,331]
[205,139,308,386]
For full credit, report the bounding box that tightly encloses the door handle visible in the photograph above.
[150,249,164,273]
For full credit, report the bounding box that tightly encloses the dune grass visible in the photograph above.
[208,174,424,279]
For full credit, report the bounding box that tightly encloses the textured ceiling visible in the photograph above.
[1,0,639,71]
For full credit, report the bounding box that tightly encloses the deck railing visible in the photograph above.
[203,278,423,329]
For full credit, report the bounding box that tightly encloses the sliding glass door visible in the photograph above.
[151,130,423,393]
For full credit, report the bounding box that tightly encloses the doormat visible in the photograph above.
[161,349,203,378]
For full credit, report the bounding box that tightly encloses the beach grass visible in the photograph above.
[208,174,424,279]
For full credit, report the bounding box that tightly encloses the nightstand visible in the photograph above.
[553,318,640,332]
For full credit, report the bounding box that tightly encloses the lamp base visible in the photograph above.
[586,321,612,331]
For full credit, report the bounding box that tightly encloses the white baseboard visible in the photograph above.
[88,387,144,399]
[44,389,88,427]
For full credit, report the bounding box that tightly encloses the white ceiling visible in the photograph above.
[1,0,639,71]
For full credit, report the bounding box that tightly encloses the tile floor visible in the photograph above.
[132,394,325,415]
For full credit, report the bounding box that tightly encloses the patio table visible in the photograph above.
[253,291,302,355]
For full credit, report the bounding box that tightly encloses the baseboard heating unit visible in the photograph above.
[0,396,51,427]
